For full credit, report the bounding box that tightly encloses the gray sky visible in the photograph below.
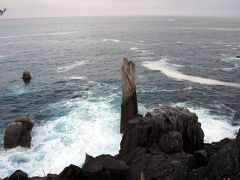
[1,0,240,18]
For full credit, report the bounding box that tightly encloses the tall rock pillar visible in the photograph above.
[120,58,138,133]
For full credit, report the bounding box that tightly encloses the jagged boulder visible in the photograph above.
[118,147,195,180]
[8,170,28,180]
[55,164,87,180]
[204,138,232,158]
[82,154,129,180]
[4,115,33,149]
[121,58,138,133]
[120,106,204,154]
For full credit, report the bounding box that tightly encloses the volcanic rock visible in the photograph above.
[22,69,31,82]
[4,115,33,149]
[120,58,138,133]
[120,106,204,154]
[55,164,87,180]
[82,154,129,180]
[8,170,28,180]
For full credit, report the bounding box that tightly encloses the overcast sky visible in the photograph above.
[1,0,240,18]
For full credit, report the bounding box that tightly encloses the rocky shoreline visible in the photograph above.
[1,59,240,180]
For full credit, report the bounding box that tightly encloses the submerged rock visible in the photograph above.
[22,69,31,83]
[120,58,138,133]
[4,115,33,149]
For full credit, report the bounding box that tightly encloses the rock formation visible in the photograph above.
[121,58,138,133]
[236,55,240,58]
[2,59,240,179]
[120,107,204,154]
[22,69,31,83]
[4,115,33,149]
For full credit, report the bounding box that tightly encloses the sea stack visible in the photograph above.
[4,115,34,149]
[22,68,31,83]
[120,58,138,133]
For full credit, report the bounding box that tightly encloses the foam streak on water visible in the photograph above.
[57,61,87,72]
[143,58,240,88]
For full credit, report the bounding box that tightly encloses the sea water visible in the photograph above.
[0,16,240,177]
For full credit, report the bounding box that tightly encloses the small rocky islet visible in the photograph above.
[1,59,240,180]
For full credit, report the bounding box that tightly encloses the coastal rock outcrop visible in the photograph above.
[118,147,195,180]
[82,154,129,180]
[121,58,138,133]
[22,69,31,83]
[8,170,28,180]
[120,106,204,154]
[4,115,33,149]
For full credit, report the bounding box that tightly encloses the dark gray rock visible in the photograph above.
[187,167,206,180]
[55,164,87,180]
[119,148,195,180]
[121,58,138,133]
[4,122,23,148]
[22,69,31,82]
[4,115,33,149]
[159,131,183,153]
[204,138,232,158]
[193,150,208,167]
[236,55,240,58]
[9,170,28,180]
[120,106,204,154]
[82,154,128,180]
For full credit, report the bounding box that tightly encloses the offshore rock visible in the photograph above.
[120,106,204,154]
[22,68,31,83]
[120,58,138,133]
[236,55,240,58]
[4,115,33,149]
[82,154,129,180]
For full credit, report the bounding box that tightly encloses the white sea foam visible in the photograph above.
[173,103,239,143]
[103,39,121,43]
[179,27,240,32]
[68,76,86,80]
[168,19,176,21]
[0,31,79,39]
[130,47,154,56]
[0,97,121,177]
[142,58,240,88]
[103,39,141,45]
[57,61,87,73]
[0,55,5,58]
[130,47,139,51]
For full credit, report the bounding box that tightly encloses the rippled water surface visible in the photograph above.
[0,16,240,177]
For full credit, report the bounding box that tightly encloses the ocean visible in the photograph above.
[0,16,239,177]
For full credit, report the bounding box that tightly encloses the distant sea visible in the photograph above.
[0,16,239,177]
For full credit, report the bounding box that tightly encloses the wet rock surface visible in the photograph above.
[4,115,33,149]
